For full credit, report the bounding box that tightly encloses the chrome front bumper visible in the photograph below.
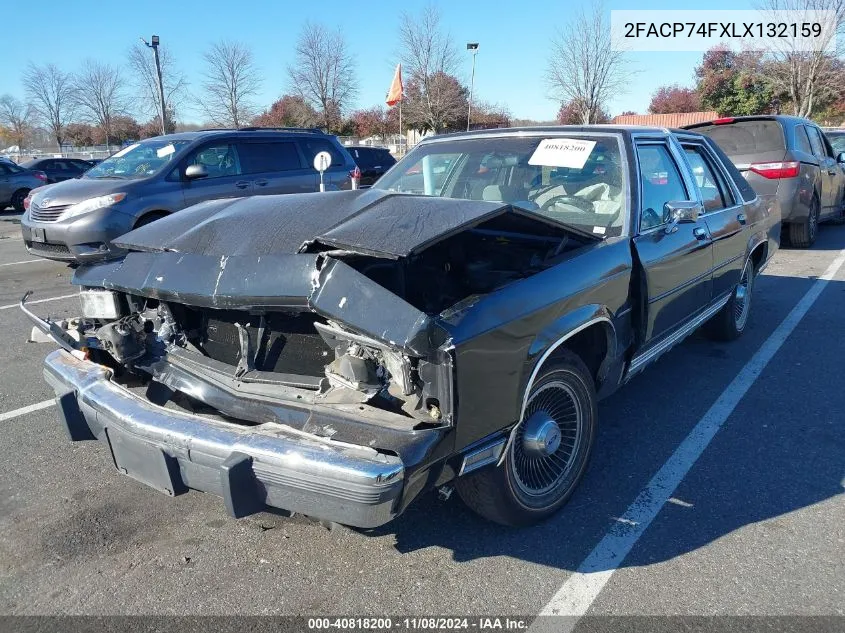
[43,350,405,527]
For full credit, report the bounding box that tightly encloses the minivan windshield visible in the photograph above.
[85,139,190,180]
[374,134,626,237]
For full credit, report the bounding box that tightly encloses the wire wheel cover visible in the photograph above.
[511,379,583,498]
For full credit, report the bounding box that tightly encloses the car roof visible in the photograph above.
[144,127,331,144]
[683,115,812,130]
[416,125,705,147]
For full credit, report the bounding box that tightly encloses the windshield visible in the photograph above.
[84,139,190,180]
[374,134,626,237]
[827,132,845,154]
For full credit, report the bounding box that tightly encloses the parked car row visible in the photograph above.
[24,124,777,528]
[18,128,396,261]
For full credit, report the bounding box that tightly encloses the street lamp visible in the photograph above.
[142,34,168,136]
[466,42,479,132]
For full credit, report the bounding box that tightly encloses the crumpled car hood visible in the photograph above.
[112,188,555,259]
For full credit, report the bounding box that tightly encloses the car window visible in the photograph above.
[683,145,735,211]
[0,164,10,175]
[636,144,689,231]
[188,143,242,179]
[827,133,845,155]
[5,162,24,174]
[693,120,785,157]
[238,142,302,173]
[375,135,627,237]
[299,138,345,167]
[806,126,827,158]
[86,139,190,180]
[795,126,813,154]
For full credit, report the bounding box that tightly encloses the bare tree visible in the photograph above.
[127,41,189,130]
[398,5,465,132]
[288,22,357,132]
[759,0,845,117]
[199,41,262,127]
[22,63,75,147]
[0,95,34,149]
[545,1,628,124]
[72,60,128,146]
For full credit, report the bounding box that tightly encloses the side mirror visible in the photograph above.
[663,200,701,234]
[837,151,845,164]
[184,164,209,180]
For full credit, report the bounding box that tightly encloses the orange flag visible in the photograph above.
[386,64,403,106]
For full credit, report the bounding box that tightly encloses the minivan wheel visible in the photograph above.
[705,258,754,341]
[456,350,597,527]
[788,198,819,248]
[11,189,29,213]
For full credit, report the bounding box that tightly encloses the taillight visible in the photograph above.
[749,161,800,179]
[23,194,32,211]
[34,171,47,182]
[349,166,362,179]
[712,117,736,125]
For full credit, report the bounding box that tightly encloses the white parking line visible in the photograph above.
[534,246,845,629]
[0,259,42,267]
[0,399,55,422]
[0,293,76,311]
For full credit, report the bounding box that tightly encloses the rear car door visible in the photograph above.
[236,140,314,194]
[0,163,13,202]
[632,140,714,343]
[680,139,746,299]
[806,125,842,217]
[180,142,252,207]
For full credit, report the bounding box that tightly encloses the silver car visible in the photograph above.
[1,160,48,212]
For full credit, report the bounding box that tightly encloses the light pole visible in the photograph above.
[142,35,167,136]
[466,42,479,132]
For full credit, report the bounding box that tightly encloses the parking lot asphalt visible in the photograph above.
[0,206,842,621]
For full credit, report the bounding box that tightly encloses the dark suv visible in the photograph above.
[21,128,356,262]
[685,115,845,247]
[346,145,397,186]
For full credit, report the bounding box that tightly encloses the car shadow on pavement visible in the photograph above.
[359,271,845,574]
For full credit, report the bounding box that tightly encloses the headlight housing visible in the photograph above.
[59,193,127,220]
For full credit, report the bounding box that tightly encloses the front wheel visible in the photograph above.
[456,350,597,526]
[11,188,29,213]
[705,258,754,341]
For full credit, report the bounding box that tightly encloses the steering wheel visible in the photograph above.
[540,194,594,213]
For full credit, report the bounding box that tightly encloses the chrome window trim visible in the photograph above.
[632,138,694,235]
[677,140,743,216]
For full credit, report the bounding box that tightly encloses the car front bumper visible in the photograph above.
[21,207,134,262]
[42,349,405,528]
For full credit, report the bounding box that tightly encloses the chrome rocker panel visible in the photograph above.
[42,349,404,528]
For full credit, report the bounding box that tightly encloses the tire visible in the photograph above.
[134,212,167,228]
[704,257,754,342]
[787,197,819,248]
[828,196,845,225]
[456,350,597,527]
[11,188,29,213]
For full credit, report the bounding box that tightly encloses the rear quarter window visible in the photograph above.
[694,120,785,156]
[299,138,346,168]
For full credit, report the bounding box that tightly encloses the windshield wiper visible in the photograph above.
[88,174,128,179]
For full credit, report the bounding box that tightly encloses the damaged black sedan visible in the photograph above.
[23,127,779,527]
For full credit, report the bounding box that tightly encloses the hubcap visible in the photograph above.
[734,263,751,330]
[510,380,582,498]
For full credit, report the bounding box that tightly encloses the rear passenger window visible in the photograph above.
[636,144,689,232]
[299,139,345,167]
[187,143,242,179]
[238,142,302,173]
[683,146,735,211]
[806,126,827,158]
[795,126,813,154]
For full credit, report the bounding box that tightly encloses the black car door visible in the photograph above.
[631,139,714,346]
[680,139,746,299]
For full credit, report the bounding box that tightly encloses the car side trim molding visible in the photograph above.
[627,293,731,378]
[496,316,615,467]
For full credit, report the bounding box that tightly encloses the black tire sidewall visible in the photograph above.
[11,189,28,213]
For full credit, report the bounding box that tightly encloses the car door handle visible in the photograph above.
[693,227,708,240]
[235,181,250,189]
[254,179,269,187]
[737,213,747,225]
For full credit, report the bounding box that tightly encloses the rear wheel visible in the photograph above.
[705,257,754,341]
[456,350,597,526]
[788,198,819,248]
[11,188,29,213]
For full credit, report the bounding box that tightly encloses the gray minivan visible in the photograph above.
[21,128,356,262]
[685,116,845,248]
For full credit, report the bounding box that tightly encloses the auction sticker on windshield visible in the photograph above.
[156,144,176,158]
[529,138,597,169]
